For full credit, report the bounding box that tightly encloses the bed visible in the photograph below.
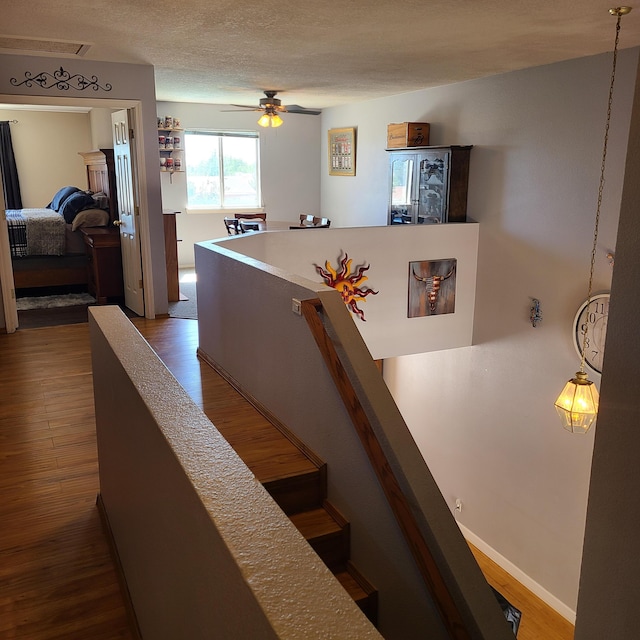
[9,149,118,290]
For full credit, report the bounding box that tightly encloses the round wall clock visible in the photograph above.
[573,292,610,374]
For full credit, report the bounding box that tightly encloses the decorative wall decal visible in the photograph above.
[408,259,457,317]
[315,252,378,321]
[10,67,112,92]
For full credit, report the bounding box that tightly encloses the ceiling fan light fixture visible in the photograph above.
[257,111,283,128]
[257,113,271,128]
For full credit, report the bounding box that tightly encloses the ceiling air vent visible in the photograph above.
[0,36,90,57]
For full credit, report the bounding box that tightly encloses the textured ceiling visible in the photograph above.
[2,1,640,110]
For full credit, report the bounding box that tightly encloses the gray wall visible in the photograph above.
[574,54,640,639]
[89,306,382,640]
[195,239,514,639]
[320,49,640,617]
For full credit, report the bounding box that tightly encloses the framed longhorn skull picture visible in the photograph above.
[408,259,457,318]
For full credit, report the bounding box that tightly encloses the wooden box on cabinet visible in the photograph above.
[387,122,430,148]
[387,145,472,225]
[81,227,124,304]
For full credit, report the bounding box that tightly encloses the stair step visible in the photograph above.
[289,503,350,571]
[263,466,326,516]
[335,562,379,625]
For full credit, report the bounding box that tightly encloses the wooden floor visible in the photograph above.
[0,316,574,638]
[470,544,574,640]
[0,321,134,639]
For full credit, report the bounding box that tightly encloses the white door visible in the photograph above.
[112,109,144,316]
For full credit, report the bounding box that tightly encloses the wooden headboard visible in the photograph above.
[78,149,118,224]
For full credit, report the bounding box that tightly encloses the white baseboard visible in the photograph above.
[458,522,576,625]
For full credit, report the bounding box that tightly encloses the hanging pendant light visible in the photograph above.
[555,371,600,433]
[554,6,631,433]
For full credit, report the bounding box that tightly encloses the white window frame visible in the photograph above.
[184,130,263,214]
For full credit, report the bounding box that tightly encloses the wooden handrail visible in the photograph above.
[301,298,472,640]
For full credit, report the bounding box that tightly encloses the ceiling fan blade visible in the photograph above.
[284,105,322,115]
[221,106,262,112]
[222,93,322,117]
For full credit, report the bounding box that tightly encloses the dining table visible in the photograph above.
[238,219,330,233]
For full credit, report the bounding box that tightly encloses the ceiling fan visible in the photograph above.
[224,90,321,128]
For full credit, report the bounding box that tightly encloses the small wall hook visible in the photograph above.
[530,298,542,327]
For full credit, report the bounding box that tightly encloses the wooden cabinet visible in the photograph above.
[81,227,124,304]
[163,211,180,302]
[387,145,472,225]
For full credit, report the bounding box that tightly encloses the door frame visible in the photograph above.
[0,94,155,327]
[0,186,18,332]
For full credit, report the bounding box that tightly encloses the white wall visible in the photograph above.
[156,101,322,266]
[320,49,639,617]
[0,108,91,207]
[89,108,115,149]
[221,223,479,360]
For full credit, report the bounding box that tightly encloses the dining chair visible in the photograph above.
[239,219,262,233]
[223,217,240,235]
[234,213,266,221]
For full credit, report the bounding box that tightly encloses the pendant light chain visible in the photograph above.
[554,7,630,433]
[580,10,622,373]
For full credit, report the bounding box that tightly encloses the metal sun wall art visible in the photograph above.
[315,252,378,321]
[408,259,457,318]
[10,67,112,92]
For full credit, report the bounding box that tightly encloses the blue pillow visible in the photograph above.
[58,191,96,224]
[48,186,81,211]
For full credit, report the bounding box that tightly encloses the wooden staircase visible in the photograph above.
[133,318,378,625]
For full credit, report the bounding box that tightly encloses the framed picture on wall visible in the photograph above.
[328,127,356,176]
[408,259,457,317]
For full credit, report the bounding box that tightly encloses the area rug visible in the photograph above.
[168,269,198,319]
[16,293,96,311]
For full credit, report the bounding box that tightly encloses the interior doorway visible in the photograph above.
[0,95,152,332]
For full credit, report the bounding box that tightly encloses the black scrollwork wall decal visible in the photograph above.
[10,67,112,92]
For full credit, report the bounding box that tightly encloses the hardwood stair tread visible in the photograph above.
[289,504,350,571]
[335,564,379,626]
[289,506,344,538]
[335,569,371,603]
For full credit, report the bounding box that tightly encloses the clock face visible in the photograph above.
[573,293,610,375]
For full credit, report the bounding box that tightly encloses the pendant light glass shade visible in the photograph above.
[554,371,600,434]
[257,113,271,127]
